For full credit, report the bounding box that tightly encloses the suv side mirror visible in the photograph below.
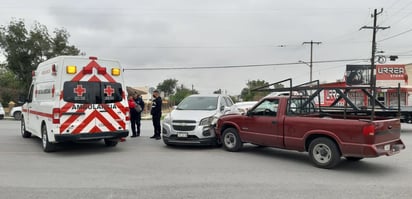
[220,105,225,112]
[223,106,231,113]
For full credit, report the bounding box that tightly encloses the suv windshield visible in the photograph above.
[177,96,218,110]
[63,81,123,104]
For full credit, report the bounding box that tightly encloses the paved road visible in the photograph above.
[0,120,411,199]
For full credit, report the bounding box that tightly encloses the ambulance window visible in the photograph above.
[63,81,123,104]
[102,82,123,103]
[27,84,34,103]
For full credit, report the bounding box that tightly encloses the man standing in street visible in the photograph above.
[150,90,162,140]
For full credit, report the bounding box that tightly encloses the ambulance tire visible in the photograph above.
[20,117,31,138]
[104,139,118,147]
[41,124,56,152]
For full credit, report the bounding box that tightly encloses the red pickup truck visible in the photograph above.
[216,96,405,169]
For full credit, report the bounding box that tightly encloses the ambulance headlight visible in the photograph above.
[66,65,77,74]
[112,68,121,76]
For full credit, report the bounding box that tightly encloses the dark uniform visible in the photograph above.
[134,96,145,136]
[150,95,162,139]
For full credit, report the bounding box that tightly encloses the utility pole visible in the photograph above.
[360,8,390,120]
[302,40,322,82]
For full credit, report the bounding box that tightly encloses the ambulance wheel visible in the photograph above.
[42,124,56,152]
[20,117,31,138]
[104,139,118,147]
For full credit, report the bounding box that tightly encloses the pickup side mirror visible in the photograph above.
[246,110,253,116]
[220,105,225,112]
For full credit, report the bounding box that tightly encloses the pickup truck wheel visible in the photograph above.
[345,157,363,161]
[222,128,242,152]
[42,124,56,152]
[20,117,31,138]
[309,138,341,169]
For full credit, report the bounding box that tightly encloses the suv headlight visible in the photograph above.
[199,116,213,126]
[163,114,172,124]
[199,116,219,126]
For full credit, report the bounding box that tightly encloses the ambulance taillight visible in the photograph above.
[52,64,57,75]
[52,108,60,124]
[98,67,106,74]
[83,67,93,74]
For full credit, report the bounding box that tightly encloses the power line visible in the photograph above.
[379,27,412,42]
[123,58,368,71]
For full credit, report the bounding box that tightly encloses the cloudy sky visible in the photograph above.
[1,0,412,95]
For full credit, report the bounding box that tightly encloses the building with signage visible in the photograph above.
[318,64,412,107]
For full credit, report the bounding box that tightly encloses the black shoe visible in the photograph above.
[155,136,161,140]
[150,136,156,139]
[131,135,137,138]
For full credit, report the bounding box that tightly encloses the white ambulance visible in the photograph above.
[21,56,130,152]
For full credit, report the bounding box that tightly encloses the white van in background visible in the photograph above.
[21,56,129,152]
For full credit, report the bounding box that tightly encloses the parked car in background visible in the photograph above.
[10,106,22,120]
[226,101,258,115]
[162,94,234,146]
[0,103,4,119]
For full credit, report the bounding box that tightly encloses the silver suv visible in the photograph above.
[162,94,233,146]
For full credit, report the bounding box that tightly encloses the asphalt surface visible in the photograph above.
[0,119,411,199]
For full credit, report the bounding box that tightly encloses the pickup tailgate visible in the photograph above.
[367,118,405,156]
[373,118,401,143]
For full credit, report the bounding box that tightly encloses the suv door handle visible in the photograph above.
[272,121,277,125]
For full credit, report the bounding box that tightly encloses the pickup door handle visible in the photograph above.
[272,121,277,125]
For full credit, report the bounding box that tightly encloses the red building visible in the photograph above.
[318,64,412,107]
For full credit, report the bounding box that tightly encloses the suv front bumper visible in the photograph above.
[162,122,217,146]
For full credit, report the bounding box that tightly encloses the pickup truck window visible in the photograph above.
[288,98,316,115]
[250,99,279,117]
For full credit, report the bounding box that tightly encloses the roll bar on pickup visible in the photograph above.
[252,78,402,121]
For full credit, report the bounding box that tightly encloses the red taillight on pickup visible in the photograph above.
[52,108,60,124]
[125,107,130,121]
[363,124,375,136]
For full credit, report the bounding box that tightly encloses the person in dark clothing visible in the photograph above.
[134,93,145,137]
[150,90,162,140]
[128,95,139,137]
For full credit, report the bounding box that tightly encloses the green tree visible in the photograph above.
[170,84,199,105]
[240,79,283,101]
[0,63,23,104]
[156,78,178,97]
[213,89,222,94]
[0,19,80,90]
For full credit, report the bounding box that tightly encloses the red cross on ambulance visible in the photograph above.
[74,85,86,96]
[104,85,114,97]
